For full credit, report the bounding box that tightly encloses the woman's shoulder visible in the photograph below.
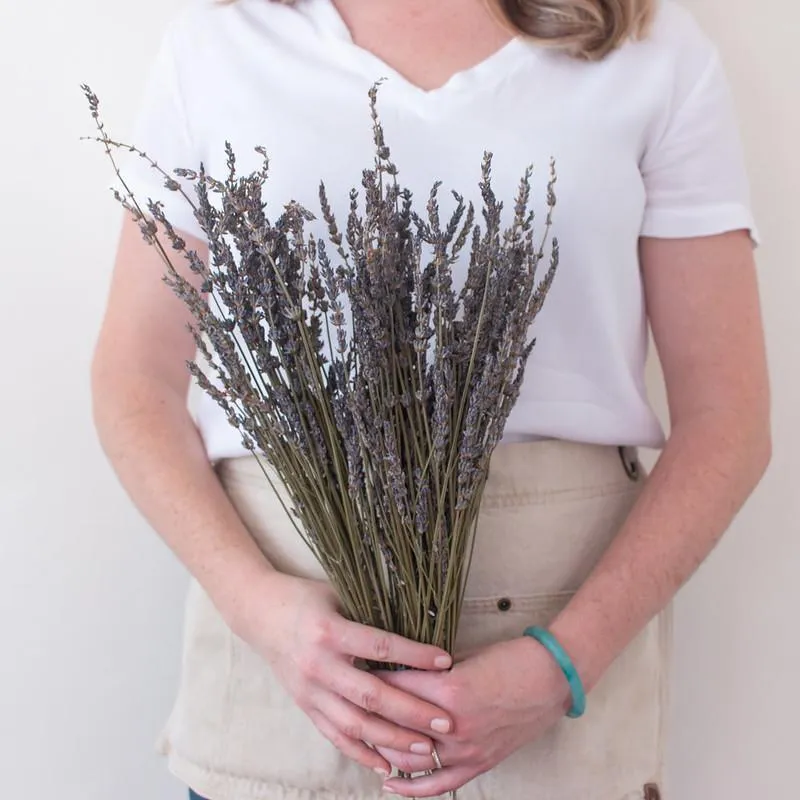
[160,0,308,60]
[598,0,723,107]
[639,0,719,68]
[166,0,297,28]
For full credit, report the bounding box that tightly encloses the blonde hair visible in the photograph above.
[224,0,656,61]
[497,0,655,60]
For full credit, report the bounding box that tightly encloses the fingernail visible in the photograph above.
[410,741,431,754]
[431,717,451,733]
[434,655,452,668]
[374,766,390,777]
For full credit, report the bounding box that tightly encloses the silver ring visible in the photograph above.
[431,745,443,770]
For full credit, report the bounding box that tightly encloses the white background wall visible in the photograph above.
[0,1,796,798]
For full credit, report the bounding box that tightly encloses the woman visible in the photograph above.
[91,0,771,797]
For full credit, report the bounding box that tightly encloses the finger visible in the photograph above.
[375,745,435,775]
[373,669,457,732]
[306,708,392,778]
[325,662,453,736]
[335,619,452,671]
[383,765,476,798]
[314,691,436,756]
[375,667,444,700]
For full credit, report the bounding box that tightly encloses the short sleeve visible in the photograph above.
[119,28,206,240]
[640,51,759,245]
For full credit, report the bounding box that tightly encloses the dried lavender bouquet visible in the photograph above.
[84,85,558,657]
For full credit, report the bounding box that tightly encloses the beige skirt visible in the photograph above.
[158,440,671,800]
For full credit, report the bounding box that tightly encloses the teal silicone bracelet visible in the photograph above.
[523,626,587,719]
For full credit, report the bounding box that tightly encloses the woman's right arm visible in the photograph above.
[92,218,274,619]
[91,217,452,774]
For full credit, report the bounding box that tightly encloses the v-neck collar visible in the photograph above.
[302,0,534,103]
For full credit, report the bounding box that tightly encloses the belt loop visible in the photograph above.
[618,446,641,481]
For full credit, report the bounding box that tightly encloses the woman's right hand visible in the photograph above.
[231,569,454,776]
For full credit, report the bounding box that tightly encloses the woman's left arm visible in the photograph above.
[548,230,771,689]
[380,230,771,797]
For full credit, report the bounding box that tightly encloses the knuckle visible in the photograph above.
[299,652,321,680]
[308,618,334,648]
[441,677,464,707]
[359,685,382,713]
[462,743,483,764]
[323,723,345,748]
[293,689,313,712]
[340,717,364,741]
[371,634,394,662]
[451,725,471,746]
[306,708,322,727]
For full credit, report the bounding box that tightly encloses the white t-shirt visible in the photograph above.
[122,0,757,460]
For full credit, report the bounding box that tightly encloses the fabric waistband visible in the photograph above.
[216,440,641,503]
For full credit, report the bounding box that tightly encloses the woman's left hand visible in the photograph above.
[375,636,572,797]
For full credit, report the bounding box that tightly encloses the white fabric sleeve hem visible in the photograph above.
[121,164,206,242]
[640,202,760,246]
